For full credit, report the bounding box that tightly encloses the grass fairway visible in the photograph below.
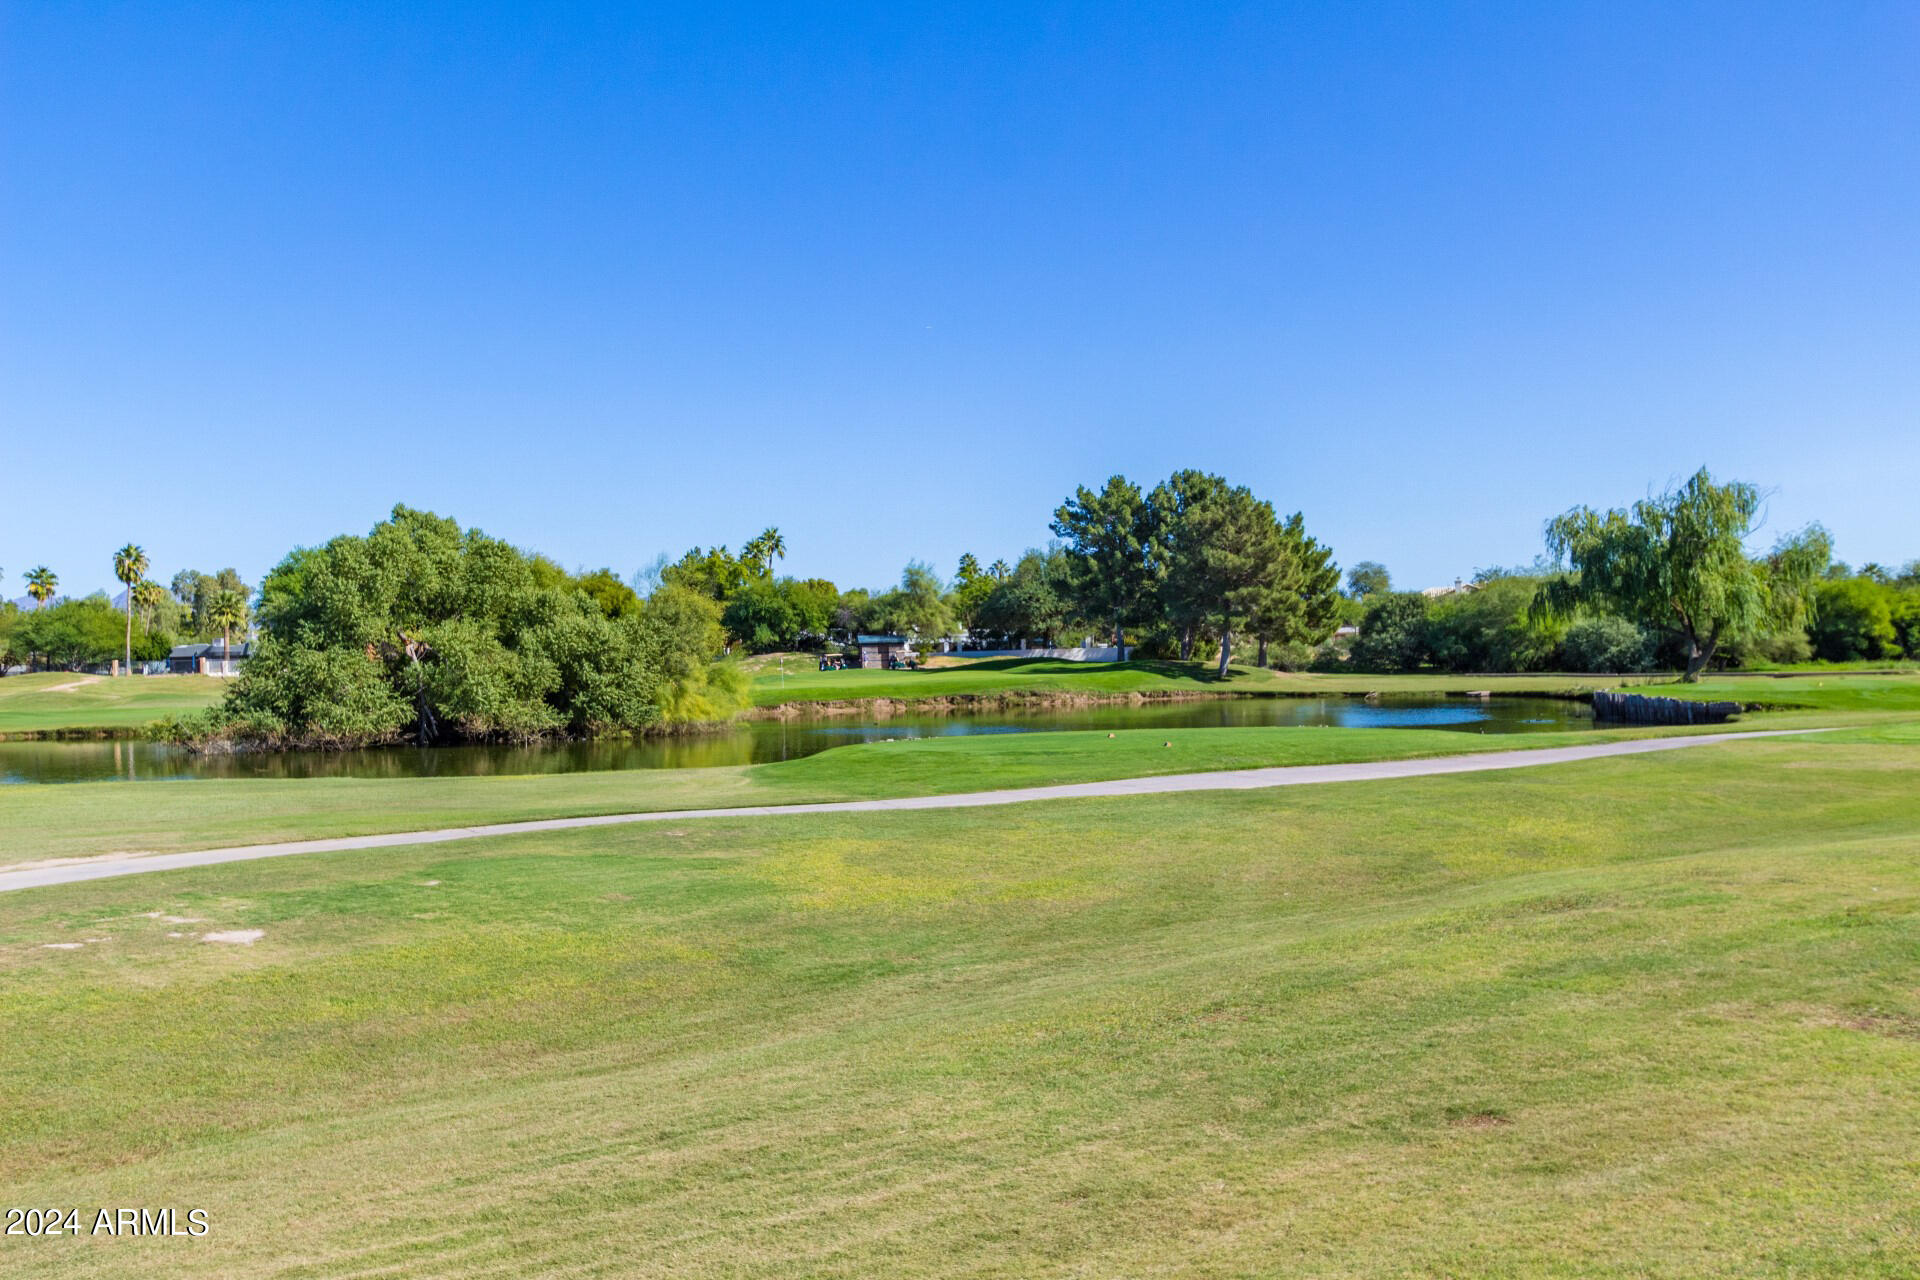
[750,655,1920,714]
[746,655,1309,705]
[1,732,1916,1276]
[0,673,226,737]
[0,722,1764,865]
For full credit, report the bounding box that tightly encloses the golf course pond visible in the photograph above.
[0,694,1598,785]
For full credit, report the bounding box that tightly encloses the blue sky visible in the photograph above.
[4,2,1916,599]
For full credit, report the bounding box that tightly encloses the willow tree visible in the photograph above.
[1534,469,1826,681]
[113,543,149,675]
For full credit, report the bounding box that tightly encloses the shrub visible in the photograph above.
[1560,615,1654,672]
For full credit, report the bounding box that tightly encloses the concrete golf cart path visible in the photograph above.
[0,729,1825,894]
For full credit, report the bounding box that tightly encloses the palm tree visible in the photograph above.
[25,566,57,608]
[23,567,57,671]
[132,579,166,628]
[755,526,786,576]
[741,533,769,576]
[988,559,1011,580]
[113,544,149,676]
[206,590,247,673]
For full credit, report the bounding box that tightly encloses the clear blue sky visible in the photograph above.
[4,2,1916,599]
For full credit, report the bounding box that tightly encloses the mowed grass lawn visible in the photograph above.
[0,731,1915,1276]
[747,655,1305,705]
[0,722,1794,865]
[749,654,1920,713]
[0,673,225,736]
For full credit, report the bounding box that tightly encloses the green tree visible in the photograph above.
[1423,576,1566,672]
[113,543,149,675]
[661,546,749,601]
[949,554,996,640]
[1052,475,1156,660]
[201,506,737,749]
[1560,614,1655,673]
[1535,470,1826,681]
[973,549,1073,647]
[1245,513,1342,668]
[171,567,251,639]
[721,580,798,652]
[1349,592,1431,672]
[1808,577,1897,661]
[1345,561,1391,598]
[782,578,841,646]
[25,566,57,608]
[743,528,786,577]
[0,603,20,674]
[575,568,643,619]
[1147,469,1228,660]
[206,590,248,666]
[872,562,953,656]
[17,596,126,670]
[131,579,168,626]
[1180,482,1287,677]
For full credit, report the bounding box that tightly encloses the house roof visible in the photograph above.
[169,640,252,659]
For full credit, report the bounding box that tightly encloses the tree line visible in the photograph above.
[0,556,250,674]
[1342,470,1916,680]
[654,471,1344,678]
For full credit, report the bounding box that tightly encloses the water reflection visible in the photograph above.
[0,695,1594,785]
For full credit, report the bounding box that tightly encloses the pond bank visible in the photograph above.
[749,685,1607,720]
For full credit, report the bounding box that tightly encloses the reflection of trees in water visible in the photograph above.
[1,698,1594,784]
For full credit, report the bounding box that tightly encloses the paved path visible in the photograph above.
[0,730,1823,894]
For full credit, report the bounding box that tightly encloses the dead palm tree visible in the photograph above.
[113,544,149,676]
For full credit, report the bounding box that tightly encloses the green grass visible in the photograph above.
[1,732,1915,1276]
[0,673,226,737]
[0,721,1779,866]
[752,655,1920,714]
[747,655,1303,705]
[6,669,1915,867]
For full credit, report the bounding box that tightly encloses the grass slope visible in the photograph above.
[0,673,226,737]
[0,734,1915,1276]
[0,722,1755,866]
[747,655,1301,705]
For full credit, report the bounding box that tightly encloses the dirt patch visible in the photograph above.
[42,677,102,693]
[202,929,264,945]
[1450,1111,1512,1129]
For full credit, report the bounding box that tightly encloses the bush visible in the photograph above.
[1809,578,1897,662]
[1560,615,1654,673]
[196,505,734,749]
[1348,593,1430,672]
